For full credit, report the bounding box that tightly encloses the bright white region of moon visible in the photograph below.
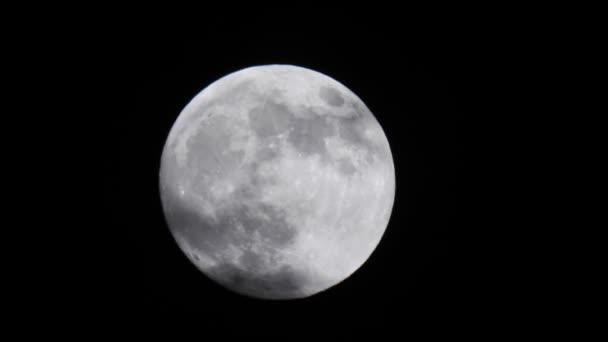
[159,65,395,299]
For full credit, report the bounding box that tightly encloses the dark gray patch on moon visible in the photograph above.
[292,104,319,120]
[254,138,282,162]
[287,115,334,155]
[319,86,344,107]
[187,115,244,177]
[239,202,297,247]
[237,249,266,271]
[247,100,336,157]
[248,101,292,138]
[336,158,357,175]
[208,263,308,299]
[337,120,368,149]
[162,192,229,256]
[160,151,187,189]
[162,177,298,272]
[335,114,390,162]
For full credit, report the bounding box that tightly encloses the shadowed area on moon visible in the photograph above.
[159,65,395,299]
[161,185,307,298]
[164,191,297,256]
[209,263,309,299]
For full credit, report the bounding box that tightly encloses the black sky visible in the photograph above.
[66,9,504,337]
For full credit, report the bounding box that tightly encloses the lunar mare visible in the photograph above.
[159,65,395,299]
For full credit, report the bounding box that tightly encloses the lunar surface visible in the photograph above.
[159,65,395,299]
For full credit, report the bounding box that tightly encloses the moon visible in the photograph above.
[159,65,395,299]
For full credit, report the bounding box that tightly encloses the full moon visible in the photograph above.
[159,65,395,299]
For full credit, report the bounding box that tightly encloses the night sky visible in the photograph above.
[71,9,502,337]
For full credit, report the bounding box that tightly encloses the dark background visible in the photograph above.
[81,10,498,337]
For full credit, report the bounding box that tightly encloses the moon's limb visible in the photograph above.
[159,65,395,299]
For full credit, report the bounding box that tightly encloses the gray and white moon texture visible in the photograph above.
[159,65,395,299]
